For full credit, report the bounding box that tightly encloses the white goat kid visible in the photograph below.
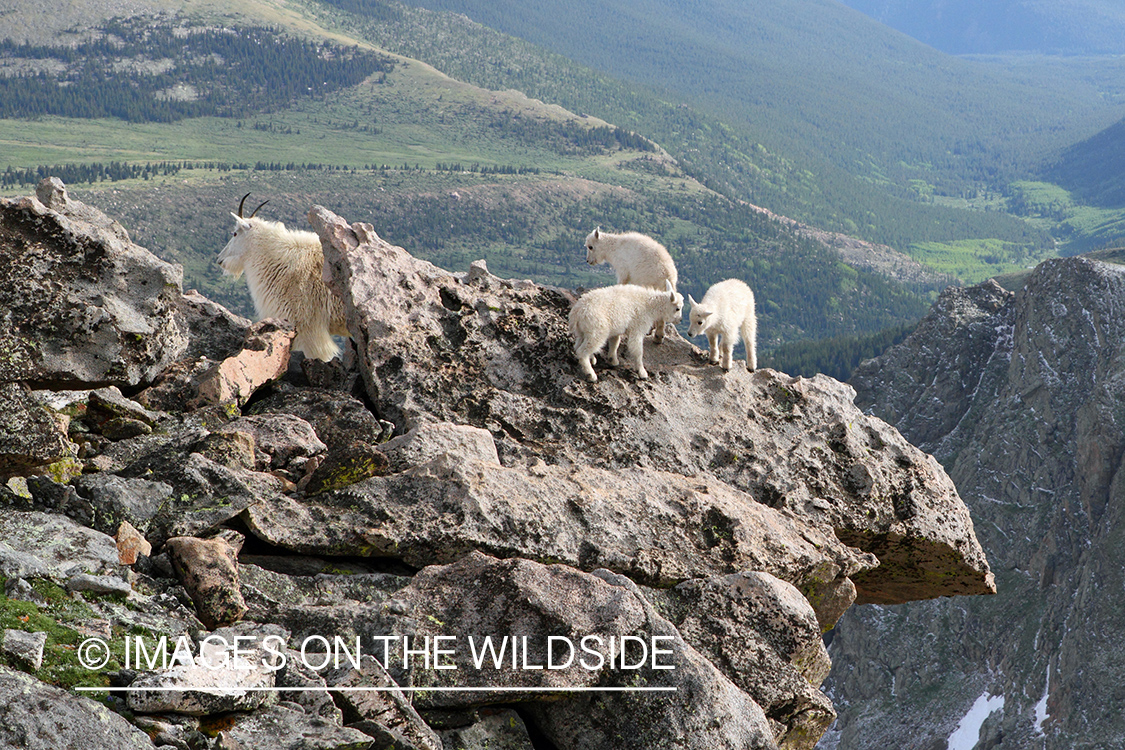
[569,281,684,382]
[584,228,679,343]
[217,194,347,361]
[687,279,758,371]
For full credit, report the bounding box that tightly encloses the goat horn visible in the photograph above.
[249,200,270,218]
[237,192,252,217]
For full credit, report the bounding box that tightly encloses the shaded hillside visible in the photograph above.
[313,0,1057,260]
[393,0,1125,201]
[1045,116,1125,209]
[838,0,1125,55]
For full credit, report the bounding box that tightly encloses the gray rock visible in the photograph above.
[176,288,253,363]
[521,565,779,750]
[649,572,834,748]
[248,385,386,452]
[131,714,201,750]
[0,664,156,749]
[275,648,344,723]
[0,381,76,477]
[2,628,47,670]
[311,206,993,606]
[0,509,121,579]
[246,552,779,748]
[439,709,534,750]
[299,441,390,495]
[66,572,133,597]
[214,413,327,470]
[327,656,441,750]
[4,576,47,605]
[119,449,289,543]
[87,386,162,427]
[0,181,190,388]
[242,455,874,624]
[101,416,154,440]
[71,473,173,535]
[396,552,777,748]
[212,703,373,750]
[127,626,279,716]
[380,421,499,473]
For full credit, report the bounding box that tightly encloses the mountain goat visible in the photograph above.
[687,279,757,371]
[584,228,679,342]
[569,281,684,382]
[217,193,347,361]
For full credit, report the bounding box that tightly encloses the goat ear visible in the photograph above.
[594,227,601,238]
[688,294,697,306]
[699,310,712,318]
[664,279,674,293]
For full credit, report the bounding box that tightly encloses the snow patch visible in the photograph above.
[947,692,1005,750]
[1034,663,1051,735]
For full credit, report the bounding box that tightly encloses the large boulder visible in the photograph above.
[0,179,187,388]
[0,382,76,477]
[0,665,156,749]
[242,455,874,627]
[0,509,122,581]
[246,551,780,750]
[311,206,993,606]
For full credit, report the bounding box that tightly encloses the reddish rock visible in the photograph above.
[114,521,151,566]
[191,320,295,409]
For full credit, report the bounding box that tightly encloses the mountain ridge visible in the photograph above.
[822,254,1125,748]
[837,0,1125,55]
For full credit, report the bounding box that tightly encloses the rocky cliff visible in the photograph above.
[0,180,992,750]
[820,256,1125,749]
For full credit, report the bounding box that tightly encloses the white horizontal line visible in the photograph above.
[75,686,677,693]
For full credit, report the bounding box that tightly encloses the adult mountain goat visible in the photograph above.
[569,281,684,382]
[217,194,347,361]
[687,279,757,371]
[584,227,678,342]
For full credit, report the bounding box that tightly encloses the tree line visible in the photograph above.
[0,20,394,123]
[0,160,550,188]
[0,161,254,187]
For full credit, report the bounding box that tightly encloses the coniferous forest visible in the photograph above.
[0,20,393,122]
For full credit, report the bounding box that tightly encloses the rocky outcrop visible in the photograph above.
[0,178,240,389]
[0,182,994,750]
[823,256,1125,749]
[311,205,992,606]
